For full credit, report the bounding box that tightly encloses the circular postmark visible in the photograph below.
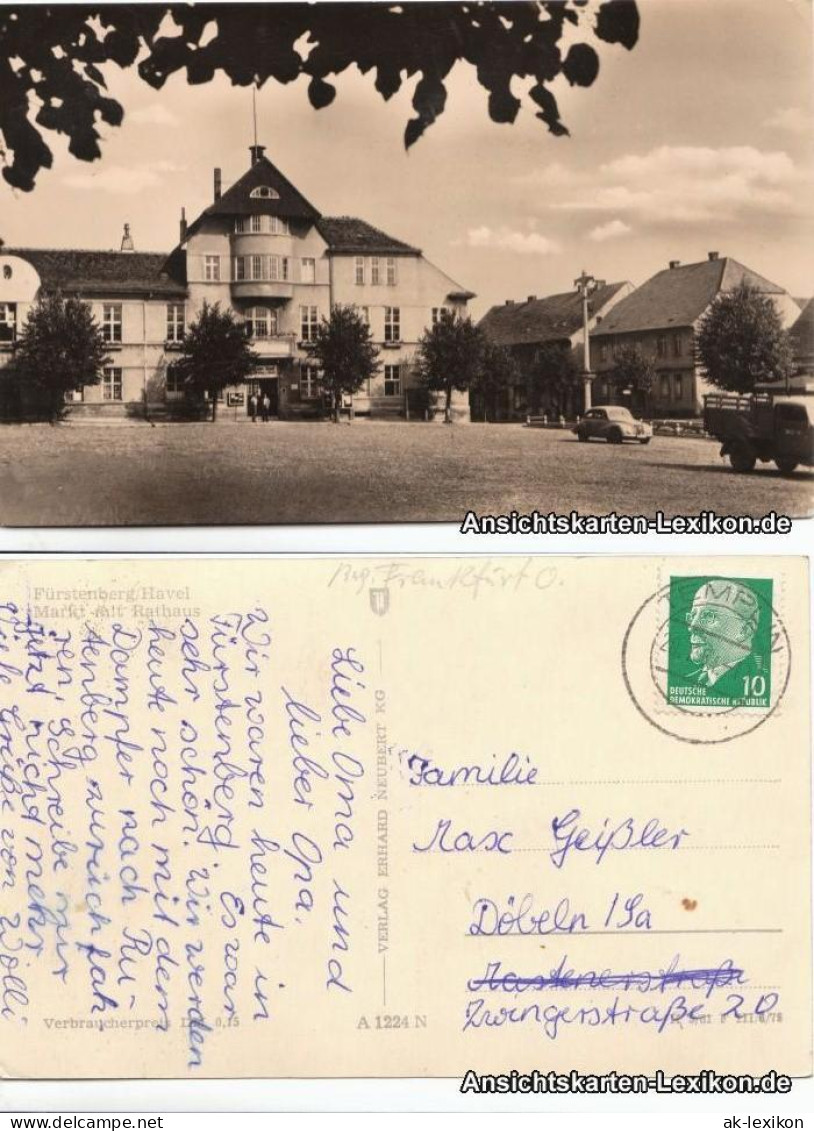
[621,574,791,745]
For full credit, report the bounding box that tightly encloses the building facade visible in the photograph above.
[478,281,634,420]
[590,253,801,417]
[0,145,473,420]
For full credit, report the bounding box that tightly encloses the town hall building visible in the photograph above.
[0,144,474,419]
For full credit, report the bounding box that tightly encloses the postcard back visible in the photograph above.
[0,556,810,1078]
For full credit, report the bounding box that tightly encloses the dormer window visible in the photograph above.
[250,186,279,200]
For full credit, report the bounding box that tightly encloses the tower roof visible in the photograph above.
[186,153,321,237]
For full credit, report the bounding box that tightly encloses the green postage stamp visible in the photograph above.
[667,576,773,709]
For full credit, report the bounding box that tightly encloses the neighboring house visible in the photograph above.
[478,281,633,419]
[591,253,801,417]
[789,298,814,378]
[0,243,188,417]
[0,144,474,419]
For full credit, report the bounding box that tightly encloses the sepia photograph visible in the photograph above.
[0,0,812,526]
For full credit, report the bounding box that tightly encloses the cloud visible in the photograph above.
[63,160,183,195]
[127,104,181,127]
[542,145,803,224]
[588,218,632,242]
[764,106,810,135]
[466,226,561,255]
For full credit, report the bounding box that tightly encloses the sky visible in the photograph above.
[1,0,812,318]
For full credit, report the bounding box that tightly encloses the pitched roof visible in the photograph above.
[592,257,787,337]
[789,298,814,363]
[479,282,629,347]
[186,154,321,236]
[317,216,420,256]
[5,247,187,296]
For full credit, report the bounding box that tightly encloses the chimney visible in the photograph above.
[249,144,266,166]
[214,168,222,202]
[708,251,719,261]
[527,295,537,303]
[504,299,514,306]
[669,260,680,269]
[120,223,134,252]
[179,207,187,244]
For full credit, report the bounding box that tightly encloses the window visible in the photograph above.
[300,363,321,399]
[166,303,185,343]
[300,305,320,342]
[384,306,400,343]
[659,374,670,399]
[166,369,185,396]
[234,255,289,281]
[386,258,397,286]
[250,186,280,200]
[431,306,450,326]
[102,304,122,343]
[384,364,402,396]
[245,307,278,339]
[672,333,683,358]
[0,302,15,342]
[370,258,381,286]
[359,306,370,325]
[204,255,220,282]
[269,256,289,282]
[102,366,122,401]
[674,374,684,401]
[355,257,365,286]
[599,342,608,362]
[301,257,316,284]
[656,335,667,359]
[235,213,288,233]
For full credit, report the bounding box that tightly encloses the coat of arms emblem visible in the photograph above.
[369,587,390,616]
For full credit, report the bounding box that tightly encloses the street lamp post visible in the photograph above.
[575,268,598,413]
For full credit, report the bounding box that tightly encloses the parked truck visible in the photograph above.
[703,388,814,475]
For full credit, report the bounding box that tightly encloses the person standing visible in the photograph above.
[261,392,271,422]
[248,392,258,422]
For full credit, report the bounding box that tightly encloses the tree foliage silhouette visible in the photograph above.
[167,300,258,420]
[309,303,380,420]
[696,282,793,394]
[9,292,109,420]
[0,1,639,192]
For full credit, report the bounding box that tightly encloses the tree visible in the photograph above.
[529,342,580,414]
[309,304,380,421]
[605,342,655,404]
[473,340,519,422]
[695,281,793,394]
[9,292,108,420]
[0,3,640,192]
[167,301,257,421]
[415,310,485,420]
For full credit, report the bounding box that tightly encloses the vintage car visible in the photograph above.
[573,406,653,445]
